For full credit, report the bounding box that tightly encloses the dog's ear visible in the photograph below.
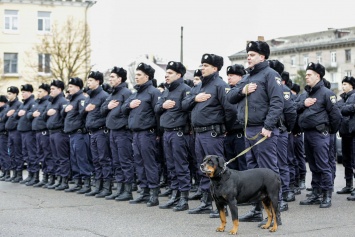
[217,156,225,168]
[203,155,210,163]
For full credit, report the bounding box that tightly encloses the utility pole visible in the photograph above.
[180,26,183,63]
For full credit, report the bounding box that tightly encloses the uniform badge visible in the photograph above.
[283,92,290,100]
[80,100,85,107]
[204,55,208,59]
[158,97,161,100]
[330,96,336,104]
[225,88,231,94]
[186,91,190,96]
[63,105,67,109]
[275,77,282,85]
[169,62,174,65]
[249,43,252,47]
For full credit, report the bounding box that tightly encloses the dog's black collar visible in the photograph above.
[215,165,227,177]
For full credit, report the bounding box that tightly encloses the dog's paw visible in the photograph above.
[216,227,225,232]
[269,226,277,232]
[228,229,238,235]
[261,224,270,229]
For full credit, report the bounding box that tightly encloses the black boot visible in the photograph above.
[26,171,40,186]
[129,187,150,204]
[12,170,23,183]
[65,178,82,192]
[238,203,263,222]
[115,183,133,201]
[96,180,112,198]
[347,190,355,201]
[290,183,301,195]
[0,170,11,181]
[159,190,180,209]
[299,174,306,190]
[319,190,332,208]
[0,170,5,179]
[43,175,55,188]
[188,187,202,200]
[85,179,103,196]
[188,191,213,214]
[257,205,282,227]
[77,178,91,194]
[283,191,295,202]
[300,188,322,205]
[336,179,353,194]
[209,207,228,218]
[55,177,69,191]
[280,200,288,212]
[173,191,189,212]
[5,170,16,182]
[20,171,33,184]
[147,188,160,207]
[132,182,138,192]
[47,176,62,189]
[106,182,123,200]
[159,187,172,197]
[33,173,48,187]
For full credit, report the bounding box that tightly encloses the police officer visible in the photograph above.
[155,61,191,211]
[298,62,341,208]
[27,84,53,187]
[268,60,297,213]
[227,41,284,223]
[0,95,10,181]
[83,71,112,198]
[44,80,70,191]
[16,84,37,185]
[63,77,94,194]
[101,66,134,201]
[122,63,161,207]
[4,86,23,182]
[336,76,355,195]
[182,54,235,214]
[290,83,307,190]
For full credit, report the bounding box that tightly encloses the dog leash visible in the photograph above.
[224,83,268,168]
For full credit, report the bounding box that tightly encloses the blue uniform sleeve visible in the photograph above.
[181,84,200,111]
[121,93,135,115]
[100,96,111,117]
[341,94,355,116]
[264,73,284,131]
[282,87,297,132]
[154,90,168,115]
[325,92,342,134]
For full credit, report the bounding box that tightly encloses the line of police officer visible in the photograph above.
[0,40,351,225]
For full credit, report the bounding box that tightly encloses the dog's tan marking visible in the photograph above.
[261,201,272,229]
[229,219,239,235]
[216,208,226,232]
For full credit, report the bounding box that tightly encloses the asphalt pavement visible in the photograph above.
[1,163,355,237]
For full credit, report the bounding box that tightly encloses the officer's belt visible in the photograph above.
[194,124,219,133]
[48,128,63,134]
[35,129,48,133]
[0,130,8,135]
[227,129,243,135]
[131,127,155,133]
[66,128,87,135]
[111,125,129,132]
[87,126,106,133]
[164,126,184,132]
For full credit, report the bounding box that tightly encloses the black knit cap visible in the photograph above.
[226,64,246,76]
[268,60,284,75]
[88,71,104,85]
[136,63,155,80]
[201,53,224,71]
[291,83,300,94]
[101,83,112,93]
[0,95,8,103]
[39,83,50,93]
[306,62,325,79]
[166,61,186,77]
[50,79,65,90]
[68,77,84,89]
[246,41,270,59]
[21,84,33,92]
[111,66,127,82]
[342,76,355,89]
[193,69,202,77]
[7,86,19,94]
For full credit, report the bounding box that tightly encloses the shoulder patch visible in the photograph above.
[80,100,85,107]
[283,92,290,100]
[225,88,231,94]
[275,77,282,86]
[330,95,336,104]
[186,91,190,96]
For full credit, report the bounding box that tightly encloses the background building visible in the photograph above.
[229,26,355,94]
[0,0,95,95]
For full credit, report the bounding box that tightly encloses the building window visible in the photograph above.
[291,56,296,67]
[345,49,351,62]
[316,53,322,64]
[345,70,352,77]
[38,54,51,74]
[4,10,18,31]
[303,55,309,69]
[4,53,18,74]
[330,73,337,83]
[38,11,51,32]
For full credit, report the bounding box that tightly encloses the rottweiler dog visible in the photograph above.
[200,155,281,235]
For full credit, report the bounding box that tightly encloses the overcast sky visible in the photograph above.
[89,0,355,74]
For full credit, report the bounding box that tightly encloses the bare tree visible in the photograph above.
[31,17,92,86]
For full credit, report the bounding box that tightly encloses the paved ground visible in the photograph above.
[1,164,355,237]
